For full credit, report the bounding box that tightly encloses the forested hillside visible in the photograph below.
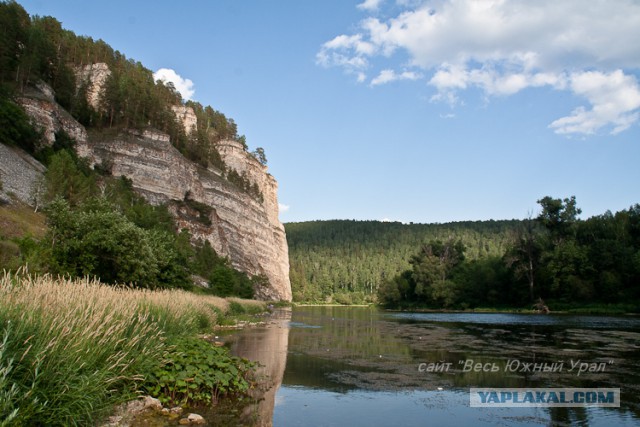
[286,219,520,303]
[287,198,640,312]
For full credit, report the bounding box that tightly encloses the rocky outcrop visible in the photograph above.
[217,141,280,227]
[17,84,87,147]
[172,105,197,136]
[76,63,111,111]
[0,143,45,205]
[15,82,292,301]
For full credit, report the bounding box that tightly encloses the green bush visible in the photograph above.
[44,197,191,289]
[0,96,39,154]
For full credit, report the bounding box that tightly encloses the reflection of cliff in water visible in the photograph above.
[226,309,291,426]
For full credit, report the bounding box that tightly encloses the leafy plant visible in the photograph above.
[144,337,254,406]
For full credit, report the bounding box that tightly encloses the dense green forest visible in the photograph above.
[0,0,262,297]
[287,198,640,312]
[286,219,521,304]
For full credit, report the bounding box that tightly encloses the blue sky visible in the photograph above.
[19,0,640,223]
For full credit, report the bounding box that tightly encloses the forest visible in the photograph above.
[286,218,520,304]
[287,197,640,312]
[0,0,263,297]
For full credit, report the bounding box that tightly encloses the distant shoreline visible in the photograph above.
[290,304,640,316]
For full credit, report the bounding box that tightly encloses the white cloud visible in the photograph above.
[322,34,376,56]
[318,0,640,136]
[316,34,376,79]
[549,70,640,135]
[429,66,568,98]
[278,203,290,213]
[371,69,422,86]
[357,0,384,12]
[153,68,195,101]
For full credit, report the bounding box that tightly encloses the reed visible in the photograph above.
[0,270,249,426]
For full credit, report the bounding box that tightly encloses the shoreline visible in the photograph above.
[290,303,639,316]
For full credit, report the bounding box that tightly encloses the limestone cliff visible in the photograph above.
[14,83,292,301]
[171,105,197,136]
[18,82,88,147]
[76,63,111,111]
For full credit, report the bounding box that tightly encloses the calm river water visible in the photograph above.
[219,306,640,426]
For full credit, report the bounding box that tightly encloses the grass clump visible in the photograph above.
[0,271,256,426]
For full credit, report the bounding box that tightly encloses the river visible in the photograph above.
[217,306,640,426]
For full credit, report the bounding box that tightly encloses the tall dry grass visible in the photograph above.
[0,270,248,426]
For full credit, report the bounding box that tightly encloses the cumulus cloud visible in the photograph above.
[153,68,195,101]
[279,203,290,213]
[317,0,640,136]
[550,70,640,135]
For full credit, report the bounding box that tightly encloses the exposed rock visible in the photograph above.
[75,63,111,111]
[191,274,210,289]
[187,413,206,424]
[142,396,163,411]
[99,399,146,427]
[0,143,45,205]
[172,105,198,135]
[17,82,88,148]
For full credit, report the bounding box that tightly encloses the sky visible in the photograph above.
[19,0,640,224]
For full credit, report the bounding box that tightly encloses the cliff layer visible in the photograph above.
[15,83,292,301]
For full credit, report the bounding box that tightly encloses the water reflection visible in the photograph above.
[228,307,640,426]
[224,308,292,426]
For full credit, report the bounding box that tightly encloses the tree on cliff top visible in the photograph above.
[251,147,267,165]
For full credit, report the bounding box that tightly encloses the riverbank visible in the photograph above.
[293,302,639,315]
[380,303,640,315]
[0,271,269,426]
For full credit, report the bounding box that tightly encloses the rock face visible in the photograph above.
[15,82,292,301]
[76,63,111,111]
[0,143,45,205]
[17,84,88,147]
[172,105,197,136]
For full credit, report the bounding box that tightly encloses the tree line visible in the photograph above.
[286,197,640,311]
[377,197,640,311]
[285,219,520,304]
